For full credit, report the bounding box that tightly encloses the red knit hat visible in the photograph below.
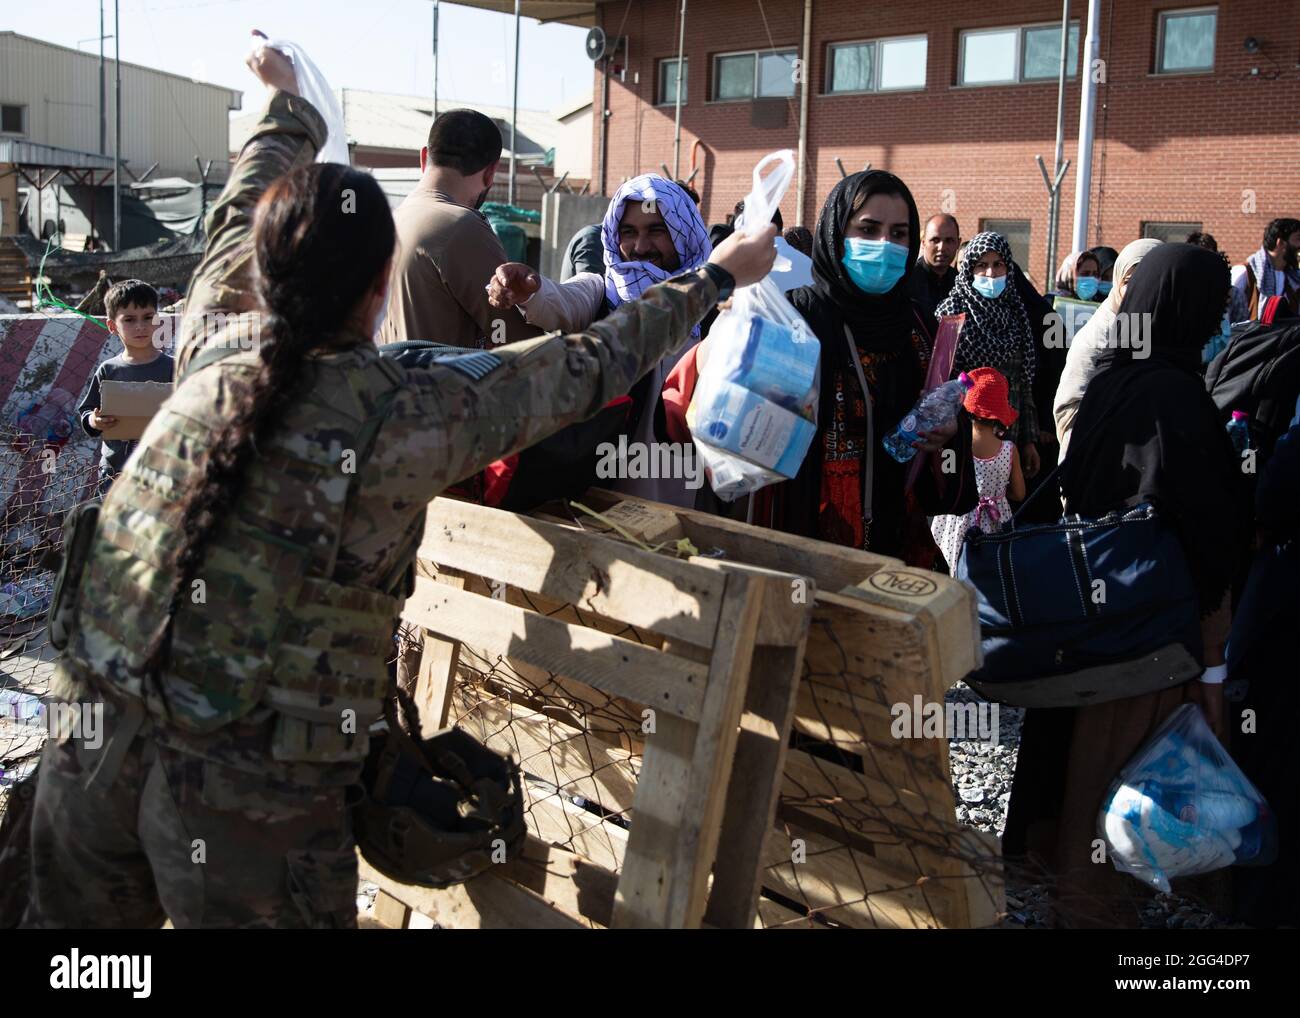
[962,366,1018,427]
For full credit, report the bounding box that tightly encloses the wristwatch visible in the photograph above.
[699,262,736,303]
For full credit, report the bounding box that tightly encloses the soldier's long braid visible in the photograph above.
[140,164,396,678]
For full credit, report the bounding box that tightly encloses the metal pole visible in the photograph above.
[795,0,812,227]
[98,0,106,154]
[432,0,439,116]
[113,0,121,252]
[1071,0,1101,252]
[598,58,609,195]
[671,0,686,179]
[508,0,520,205]
[1046,0,1070,283]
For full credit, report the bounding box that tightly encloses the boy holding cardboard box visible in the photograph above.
[78,279,174,496]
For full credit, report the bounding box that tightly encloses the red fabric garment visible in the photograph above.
[661,344,700,444]
[481,456,519,506]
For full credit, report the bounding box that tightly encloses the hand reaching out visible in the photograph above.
[246,30,299,96]
[487,263,541,310]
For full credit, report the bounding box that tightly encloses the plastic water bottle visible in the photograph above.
[1226,411,1251,454]
[883,372,975,463]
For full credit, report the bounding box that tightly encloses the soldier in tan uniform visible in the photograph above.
[19,40,775,928]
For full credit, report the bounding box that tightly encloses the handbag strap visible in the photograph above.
[842,325,874,527]
[1009,459,1064,527]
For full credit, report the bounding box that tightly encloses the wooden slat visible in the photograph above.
[451,685,642,816]
[494,837,619,928]
[357,854,589,929]
[403,577,708,721]
[780,748,960,847]
[703,571,810,928]
[421,498,725,647]
[578,492,979,688]
[760,823,957,929]
[411,572,466,736]
[613,567,763,928]
[804,592,948,707]
[522,783,629,874]
[372,889,411,929]
[756,897,824,929]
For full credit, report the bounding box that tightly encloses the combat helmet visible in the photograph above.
[354,690,526,888]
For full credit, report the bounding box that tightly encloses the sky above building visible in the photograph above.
[1,0,591,113]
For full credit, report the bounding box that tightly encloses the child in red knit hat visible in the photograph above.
[931,366,1026,572]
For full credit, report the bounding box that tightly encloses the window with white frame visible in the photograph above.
[658,58,688,105]
[1156,7,1216,73]
[1,104,25,135]
[712,48,797,101]
[958,21,1080,85]
[827,35,928,93]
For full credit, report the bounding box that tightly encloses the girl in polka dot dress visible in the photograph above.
[931,366,1026,572]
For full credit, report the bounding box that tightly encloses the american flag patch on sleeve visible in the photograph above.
[432,350,504,382]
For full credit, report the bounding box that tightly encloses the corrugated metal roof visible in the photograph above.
[0,31,242,103]
[229,87,588,161]
[1,32,240,179]
[0,139,115,170]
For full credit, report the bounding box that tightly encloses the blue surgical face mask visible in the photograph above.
[1097,280,1113,297]
[1220,311,1232,339]
[842,238,910,295]
[1075,276,1100,301]
[972,273,1007,299]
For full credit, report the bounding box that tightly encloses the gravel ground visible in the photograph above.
[945,681,1241,929]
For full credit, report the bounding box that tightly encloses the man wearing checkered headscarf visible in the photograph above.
[600,174,712,335]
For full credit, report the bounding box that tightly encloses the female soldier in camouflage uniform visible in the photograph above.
[20,39,775,928]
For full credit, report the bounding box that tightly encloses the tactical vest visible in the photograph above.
[65,343,410,761]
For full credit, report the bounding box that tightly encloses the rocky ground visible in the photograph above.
[944,681,1241,929]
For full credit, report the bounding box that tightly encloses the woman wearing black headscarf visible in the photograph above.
[1004,243,1251,927]
[748,170,970,562]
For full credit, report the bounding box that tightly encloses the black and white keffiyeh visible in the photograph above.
[936,231,1036,383]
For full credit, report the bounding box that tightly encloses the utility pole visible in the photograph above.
[113,0,121,251]
[1072,0,1101,252]
[508,0,520,205]
[432,0,439,116]
[98,0,106,154]
[671,0,686,179]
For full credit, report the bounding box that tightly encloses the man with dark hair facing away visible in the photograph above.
[379,109,541,348]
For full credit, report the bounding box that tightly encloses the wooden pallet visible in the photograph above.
[535,491,1005,929]
[371,497,815,929]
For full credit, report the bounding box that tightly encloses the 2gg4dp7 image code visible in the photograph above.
[1118,955,1251,968]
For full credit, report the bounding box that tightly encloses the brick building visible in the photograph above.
[573,0,1298,287]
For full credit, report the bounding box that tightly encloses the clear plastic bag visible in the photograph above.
[1098,703,1277,893]
[256,37,349,165]
[688,150,819,501]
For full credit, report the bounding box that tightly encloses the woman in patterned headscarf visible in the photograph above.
[936,231,1041,476]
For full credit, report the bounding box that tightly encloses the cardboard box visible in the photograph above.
[99,380,172,440]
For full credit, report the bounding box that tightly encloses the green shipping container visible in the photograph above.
[487,218,527,263]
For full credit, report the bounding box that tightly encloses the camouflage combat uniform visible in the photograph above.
[21,90,719,928]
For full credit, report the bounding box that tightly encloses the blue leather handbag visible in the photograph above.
[953,469,1204,707]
